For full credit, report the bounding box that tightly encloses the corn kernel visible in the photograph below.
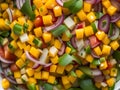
[53,6,62,17]
[34,72,41,79]
[100,60,108,70]
[102,0,111,8]
[106,78,116,87]
[17,41,26,49]
[116,20,120,28]
[42,32,52,43]
[14,71,21,78]
[87,12,96,23]
[42,15,53,25]
[45,0,57,9]
[2,78,10,89]
[29,47,40,58]
[84,2,92,12]
[102,45,111,55]
[84,26,94,37]
[15,49,23,58]
[65,47,71,54]
[62,76,70,85]
[85,54,94,63]
[107,5,117,16]
[26,68,34,77]
[27,20,34,31]
[34,27,42,37]
[75,29,84,39]
[94,46,102,56]
[75,70,84,78]
[54,39,62,49]
[28,78,37,84]
[16,58,24,68]
[39,5,48,16]
[50,65,57,73]
[77,9,87,21]
[41,71,49,80]
[56,65,65,74]
[65,64,73,72]
[18,16,26,25]
[110,68,117,77]
[96,31,106,40]
[68,75,77,84]
[50,55,58,64]
[101,35,110,45]
[110,41,119,50]
[0,3,8,11]
[33,0,43,9]
[47,75,56,84]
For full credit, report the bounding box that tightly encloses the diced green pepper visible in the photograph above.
[79,79,97,90]
[113,50,120,61]
[21,0,35,20]
[13,24,23,35]
[27,83,36,90]
[43,83,53,90]
[51,25,67,37]
[85,45,91,54]
[33,38,42,47]
[92,59,101,66]
[79,66,92,76]
[59,54,75,66]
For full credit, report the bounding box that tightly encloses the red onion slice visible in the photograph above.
[111,13,120,23]
[91,69,102,76]
[91,51,100,58]
[25,51,52,66]
[16,0,21,9]
[58,37,66,56]
[70,36,77,49]
[6,8,13,22]
[44,14,64,32]
[110,25,120,40]
[85,0,96,4]
[93,75,104,82]
[111,0,120,12]
[98,14,110,33]
[56,0,63,6]
[95,0,101,4]
[32,63,40,69]
[0,55,14,64]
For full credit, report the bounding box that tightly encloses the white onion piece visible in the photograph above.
[56,0,63,6]
[114,80,120,90]
[20,33,29,43]
[76,39,85,51]
[64,16,75,30]
[6,8,13,22]
[16,0,21,9]
[0,55,14,64]
[44,14,64,32]
[110,26,120,40]
[25,51,52,66]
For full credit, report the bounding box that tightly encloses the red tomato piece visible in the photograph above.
[76,22,85,29]
[34,15,43,27]
[0,46,5,57]
[89,35,101,48]
[4,44,16,61]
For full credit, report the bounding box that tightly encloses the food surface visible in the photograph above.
[0,0,120,90]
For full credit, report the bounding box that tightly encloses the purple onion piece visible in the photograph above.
[98,14,110,33]
[94,75,105,82]
[85,0,96,4]
[56,0,63,6]
[70,36,77,49]
[91,51,100,58]
[58,42,66,56]
[111,13,120,22]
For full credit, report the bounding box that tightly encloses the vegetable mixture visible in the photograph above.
[0,0,120,90]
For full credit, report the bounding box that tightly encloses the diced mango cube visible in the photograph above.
[50,65,57,73]
[96,31,106,40]
[84,2,92,12]
[47,75,56,84]
[77,9,87,21]
[53,6,62,17]
[42,15,53,25]
[42,32,52,43]
[34,72,41,79]
[110,41,119,50]
[41,71,49,80]
[107,5,117,16]
[26,68,34,77]
[14,71,21,78]
[87,12,96,23]
[50,55,58,64]
[93,46,102,56]
[84,26,94,37]
[34,27,42,37]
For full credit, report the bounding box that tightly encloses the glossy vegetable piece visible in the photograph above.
[21,0,35,20]
[51,25,67,37]
[79,79,97,90]
[112,50,120,61]
[59,54,75,66]
[27,83,36,90]
[34,15,43,27]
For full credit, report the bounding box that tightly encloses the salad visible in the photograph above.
[0,0,120,90]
